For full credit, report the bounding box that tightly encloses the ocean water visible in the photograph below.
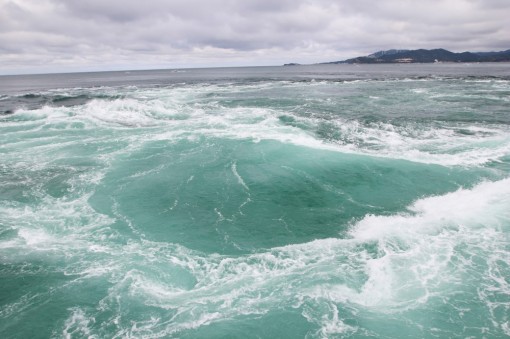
[1,64,510,338]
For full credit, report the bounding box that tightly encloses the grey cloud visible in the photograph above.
[0,0,509,74]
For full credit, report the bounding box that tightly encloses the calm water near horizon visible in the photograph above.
[1,63,509,338]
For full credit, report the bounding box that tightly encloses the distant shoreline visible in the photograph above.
[320,48,510,64]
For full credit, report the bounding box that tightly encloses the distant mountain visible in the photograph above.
[325,48,510,64]
[367,49,409,58]
[474,49,510,59]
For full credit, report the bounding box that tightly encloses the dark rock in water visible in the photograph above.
[283,63,301,66]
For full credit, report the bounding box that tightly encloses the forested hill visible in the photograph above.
[325,48,510,64]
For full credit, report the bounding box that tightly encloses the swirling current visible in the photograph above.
[1,64,509,338]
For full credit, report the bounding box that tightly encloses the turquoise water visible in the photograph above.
[1,64,510,338]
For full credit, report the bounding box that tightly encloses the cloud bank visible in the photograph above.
[1,0,509,74]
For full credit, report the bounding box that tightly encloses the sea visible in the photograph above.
[1,63,509,338]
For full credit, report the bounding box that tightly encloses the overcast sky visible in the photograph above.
[1,0,509,74]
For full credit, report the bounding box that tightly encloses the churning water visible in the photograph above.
[1,64,509,338]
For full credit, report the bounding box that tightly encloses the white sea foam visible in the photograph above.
[322,119,510,166]
[302,302,358,338]
[231,161,249,191]
[3,84,509,167]
[2,81,510,337]
[61,308,95,339]
[96,178,509,336]
[351,178,510,242]
[1,177,507,337]
[82,98,160,127]
[0,192,115,255]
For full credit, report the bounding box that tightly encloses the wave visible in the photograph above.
[0,88,127,115]
[2,69,510,338]
[1,177,509,337]
[3,86,510,167]
[2,74,508,114]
